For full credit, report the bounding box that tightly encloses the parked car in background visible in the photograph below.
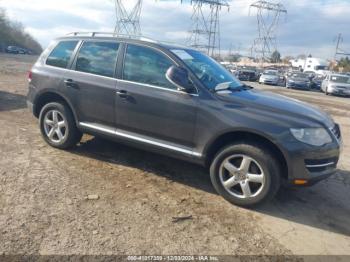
[286,72,311,90]
[321,74,350,96]
[304,71,316,80]
[18,48,27,54]
[259,70,280,85]
[5,46,31,55]
[236,69,258,82]
[310,74,325,90]
[6,46,20,54]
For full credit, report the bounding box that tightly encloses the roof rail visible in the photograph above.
[65,32,158,43]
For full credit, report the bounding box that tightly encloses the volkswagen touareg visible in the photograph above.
[27,32,342,206]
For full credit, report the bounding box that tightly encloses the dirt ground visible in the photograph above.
[0,53,349,257]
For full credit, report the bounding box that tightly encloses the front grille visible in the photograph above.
[330,124,341,141]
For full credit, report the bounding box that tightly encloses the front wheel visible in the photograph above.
[39,102,82,149]
[210,143,281,207]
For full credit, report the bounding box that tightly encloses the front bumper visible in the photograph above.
[286,81,310,89]
[260,79,279,85]
[328,86,350,96]
[281,132,341,186]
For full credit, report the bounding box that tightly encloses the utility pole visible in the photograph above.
[334,33,342,60]
[249,1,287,64]
[113,0,143,36]
[334,33,350,58]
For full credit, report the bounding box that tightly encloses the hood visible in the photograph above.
[216,89,334,128]
[290,77,309,82]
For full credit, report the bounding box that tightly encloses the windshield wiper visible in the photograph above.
[214,82,253,92]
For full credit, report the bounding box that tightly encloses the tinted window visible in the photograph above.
[171,48,241,90]
[123,45,175,89]
[46,41,78,68]
[76,41,119,77]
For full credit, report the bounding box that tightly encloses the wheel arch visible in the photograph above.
[204,130,289,180]
[33,91,78,124]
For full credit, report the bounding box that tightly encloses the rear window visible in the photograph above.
[75,41,119,78]
[46,41,78,69]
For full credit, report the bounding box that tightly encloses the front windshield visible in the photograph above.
[316,65,328,70]
[170,49,242,90]
[330,75,350,84]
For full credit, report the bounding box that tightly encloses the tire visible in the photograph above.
[210,142,281,207]
[39,102,82,149]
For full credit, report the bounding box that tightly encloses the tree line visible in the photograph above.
[0,8,42,54]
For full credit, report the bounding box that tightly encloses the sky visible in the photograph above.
[0,0,349,59]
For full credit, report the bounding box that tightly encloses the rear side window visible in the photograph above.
[123,44,175,89]
[46,41,78,68]
[75,41,119,77]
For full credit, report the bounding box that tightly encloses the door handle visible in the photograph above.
[116,89,128,98]
[64,79,79,89]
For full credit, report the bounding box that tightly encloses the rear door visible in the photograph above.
[37,40,79,101]
[64,40,120,126]
[115,43,198,149]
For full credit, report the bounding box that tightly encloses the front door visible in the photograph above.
[115,44,197,148]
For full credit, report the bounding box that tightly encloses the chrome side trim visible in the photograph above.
[306,162,335,168]
[117,79,199,97]
[80,122,115,135]
[79,122,202,158]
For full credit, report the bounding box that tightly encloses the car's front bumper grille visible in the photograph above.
[305,157,338,173]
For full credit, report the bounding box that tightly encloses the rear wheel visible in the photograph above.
[210,142,281,207]
[39,102,82,149]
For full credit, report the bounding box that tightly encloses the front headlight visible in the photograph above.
[290,128,332,146]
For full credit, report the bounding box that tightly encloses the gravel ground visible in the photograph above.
[0,53,349,257]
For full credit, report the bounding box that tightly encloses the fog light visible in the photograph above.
[294,179,308,185]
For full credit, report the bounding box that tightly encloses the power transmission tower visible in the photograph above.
[249,1,287,63]
[334,33,350,58]
[185,0,230,57]
[113,0,143,36]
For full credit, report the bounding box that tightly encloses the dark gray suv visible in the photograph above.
[27,33,342,206]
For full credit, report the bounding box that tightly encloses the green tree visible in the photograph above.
[271,50,281,63]
[335,57,350,72]
[0,8,42,54]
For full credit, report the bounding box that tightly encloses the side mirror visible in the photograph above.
[166,66,193,93]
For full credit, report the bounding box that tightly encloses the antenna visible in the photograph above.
[185,0,230,58]
[113,0,143,36]
[249,0,287,63]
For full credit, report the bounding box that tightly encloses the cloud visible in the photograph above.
[0,0,349,59]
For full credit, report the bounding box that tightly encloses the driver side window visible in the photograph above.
[123,44,176,90]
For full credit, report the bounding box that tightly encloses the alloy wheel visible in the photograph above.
[219,154,265,199]
[43,110,68,143]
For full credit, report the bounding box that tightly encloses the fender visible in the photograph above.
[33,88,80,126]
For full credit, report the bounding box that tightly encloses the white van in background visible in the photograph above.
[290,57,330,76]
